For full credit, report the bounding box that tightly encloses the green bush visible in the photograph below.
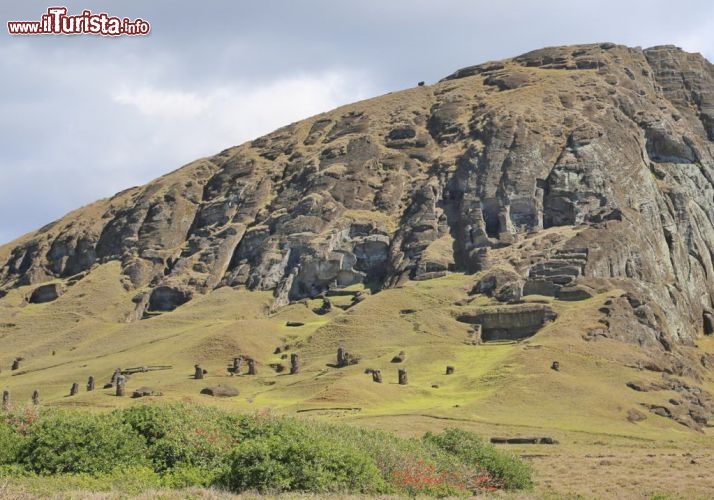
[116,404,248,472]
[423,428,533,490]
[161,464,218,489]
[219,431,386,494]
[0,404,532,496]
[305,423,460,495]
[18,411,149,475]
[0,422,25,465]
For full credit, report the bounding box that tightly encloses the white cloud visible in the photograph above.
[0,44,377,244]
[112,86,210,118]
[109,71,376,155]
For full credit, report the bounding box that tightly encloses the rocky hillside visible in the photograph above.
[3,42,714,351]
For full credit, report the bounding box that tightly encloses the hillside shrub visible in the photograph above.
[423,428,533,490]
[0,422,25,465]
[116,404,253,472]
[218,431,386,494]
[18,411,148,475]
[0,404,533,496]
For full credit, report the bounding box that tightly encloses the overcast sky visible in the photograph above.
[1,1,713,245]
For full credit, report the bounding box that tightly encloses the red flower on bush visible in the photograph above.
[391,459,501,495]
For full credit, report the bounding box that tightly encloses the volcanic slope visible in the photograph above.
[4,43,714,496]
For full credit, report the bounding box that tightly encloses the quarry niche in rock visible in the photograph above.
[28,283,65,304]
[147,285,193,312]
[457,304,557,342]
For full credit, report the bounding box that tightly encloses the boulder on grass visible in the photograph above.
[200,385,240,398]
[132,386,160,398]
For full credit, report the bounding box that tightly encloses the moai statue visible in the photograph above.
[398,369,408,385]
[11,358,20,371]
[87,376,95,391]
[290,353,300,374]
[472,324,483,345]
[31,390,40,406]
[2,390,9,410]
[336,347,355,367]
[194,364,204,380]
[498,204,516,244]
[70,383,79,396]
[110,368,122,385]
[247,358,256,375]
[372,370,382,383]
[446,366,455,375]
[534,187,545,231]
[116,374,126,396]
[551,361,560,372]
[231,357,242,375]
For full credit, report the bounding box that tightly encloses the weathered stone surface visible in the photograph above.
[200,385,239,397]
[391,351,406,363]
[471,268,524,300]
[556,284,595,301]
[132,386,160,398]
[1,42,714,355]
[627,409,647,423]
[490,436,558,444]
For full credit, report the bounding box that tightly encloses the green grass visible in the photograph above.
[3,256,714,497]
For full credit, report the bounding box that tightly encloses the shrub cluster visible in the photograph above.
[0,404,533,496]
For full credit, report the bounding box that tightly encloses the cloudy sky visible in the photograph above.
[1,0,712,245]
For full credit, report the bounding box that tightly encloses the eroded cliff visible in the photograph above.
[3,43,714,352]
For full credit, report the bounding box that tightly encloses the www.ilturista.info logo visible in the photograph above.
[8,7,150,36]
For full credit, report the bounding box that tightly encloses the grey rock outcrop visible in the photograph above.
[2,43,714,353]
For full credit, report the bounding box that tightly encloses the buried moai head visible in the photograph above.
[290,353,300,374]
[398,368,408,385]
[115,374,126,396]
[336,347,359,368]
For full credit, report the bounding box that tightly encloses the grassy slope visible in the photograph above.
[2,254,714,497]
[1,65,712,496]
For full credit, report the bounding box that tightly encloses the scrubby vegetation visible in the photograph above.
[0,403,532,496]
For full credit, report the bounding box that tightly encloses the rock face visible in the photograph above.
[3,43,714,349]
